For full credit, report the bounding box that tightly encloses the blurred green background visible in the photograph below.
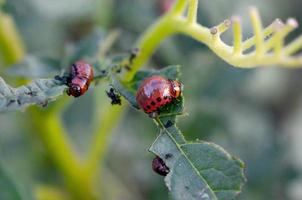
[1,0,302,199]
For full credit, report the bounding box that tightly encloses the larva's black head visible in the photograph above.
[67,84,82,97]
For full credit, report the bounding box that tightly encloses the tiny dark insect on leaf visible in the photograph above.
[165,153,173,159]
[106,88,122,105]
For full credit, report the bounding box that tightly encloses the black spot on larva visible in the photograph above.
[156,97,161,102]
[164,96,168,100]
[151,101,156,106]
[165,153,173,159]
[146,105,151,109]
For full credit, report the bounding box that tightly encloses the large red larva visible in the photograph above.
[136,75,182,115]
[66,60,94,97]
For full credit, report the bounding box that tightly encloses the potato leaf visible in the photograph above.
[112,65,246,200]
[0,77,66,112]
[149,130,246,200]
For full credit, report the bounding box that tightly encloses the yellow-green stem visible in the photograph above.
[125,14,180,81]
[86,103,127,174]
[187,0,198,24]
[30,107,95,200]
[169,0,187,16]
[249,7,264,56]
[232,17,242,55]
[0,12,25,66]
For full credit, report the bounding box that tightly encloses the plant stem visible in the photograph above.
[169,0,187,16]
[249,7,264,56]
[0,12,25,66]
[232,16,242,55]
[35,185,68,200]
[86,103,127,174]
[30,107,95,200]
[187,0,198,24]
[125,14,182,81]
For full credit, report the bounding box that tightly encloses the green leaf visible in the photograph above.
[149,130,246,200]
[7,55,61,78]
[113,65,246,200]
[0,77,66,112]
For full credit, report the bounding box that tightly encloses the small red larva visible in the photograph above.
[136,75,182,115]
[66,60,94,97]
[152,156,170,176]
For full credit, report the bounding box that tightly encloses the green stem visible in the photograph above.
[125,13,183,81]
[187,0,198,24]
[0,11,25,66]
[169,0,187,16]
[30,106,95,200]
[86,103,127,174]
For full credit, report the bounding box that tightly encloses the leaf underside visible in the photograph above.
[0,77,66,112]
[112,65,246,200]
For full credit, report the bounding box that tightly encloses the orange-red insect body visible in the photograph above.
[136,75,182,114]
[67,60,94,97]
